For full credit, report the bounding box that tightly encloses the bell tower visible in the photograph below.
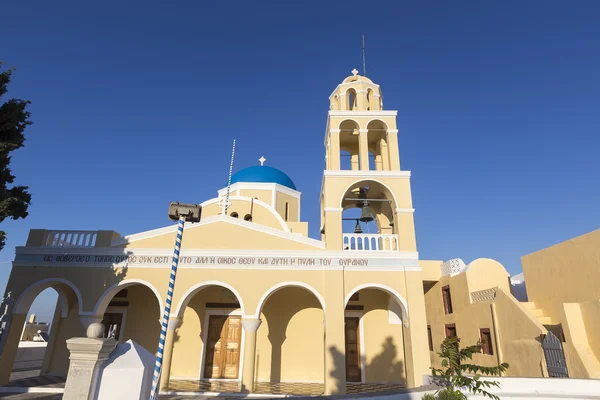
[320,70,417,252]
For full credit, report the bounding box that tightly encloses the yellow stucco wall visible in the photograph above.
[119,285,161,354]
[581,300,600,365]
[203,200,285,230]
[237,189,273,207]
[256,288,324,383]
[521,229,600,378]
[275,192,299,222]
[522,229,600,322]
[122,220,320,251]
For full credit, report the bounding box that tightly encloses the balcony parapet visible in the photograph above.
[342,233,398,251]
[25,229,120,248]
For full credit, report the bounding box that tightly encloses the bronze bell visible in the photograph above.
[359,204,374,223]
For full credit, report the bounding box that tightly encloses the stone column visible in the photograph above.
[403,272,430,388]
[324,270,346,395]
[359,129,369,170]
[159,318,182,391]
[63,323,117,400]
[387,129,400,170]
[41,307,63,374]
[380,138,390,170]
[323,208,343,250]
[0,313,27,385]
[240,318,261,393]
[395,208,417,252]
[329,129,341,170]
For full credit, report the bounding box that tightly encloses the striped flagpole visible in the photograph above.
[149,216,185,400]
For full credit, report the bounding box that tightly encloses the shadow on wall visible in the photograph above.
[328,336,405,394]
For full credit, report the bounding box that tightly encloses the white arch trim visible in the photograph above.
[200,195,290,232]
[14,278,84,318]
[173,280,245,319]
[91,279,163,318]
[338,178,399,209]
[345,283,409,327]
[252,281,326,318]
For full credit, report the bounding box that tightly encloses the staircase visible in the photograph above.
[522,302,558,326]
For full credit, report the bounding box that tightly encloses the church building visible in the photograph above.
[0,70,574,396]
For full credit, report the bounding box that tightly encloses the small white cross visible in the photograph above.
[351,68,359,76]
[259,156,266,166]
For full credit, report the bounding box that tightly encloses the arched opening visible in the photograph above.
[255,283,325,389]
[94,281,162,353]
[341,180,397,250]
[170,282,245,384]
[339,120,360,171]
[366,88,379,111]
[230,212,239,218]
[3,280,84,384]
[244,214,252,222]
[344,285,407,385]
[368,151,377,171]
[347,89,357,111]
[366,120,389,171]
[340,150,352,170]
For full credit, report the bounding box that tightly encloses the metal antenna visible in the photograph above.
[222,139,236,215]
[362,35,367,76]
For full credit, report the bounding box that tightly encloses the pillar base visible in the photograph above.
[63,337,117,400]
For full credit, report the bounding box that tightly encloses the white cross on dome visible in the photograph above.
[259,156,266,166]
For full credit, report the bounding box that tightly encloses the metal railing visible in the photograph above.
[342,233,398,251]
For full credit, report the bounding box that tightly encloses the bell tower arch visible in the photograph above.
[321,70,416,252]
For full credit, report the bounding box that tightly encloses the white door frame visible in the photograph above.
[345,310,366,384]
[199,308,245,382]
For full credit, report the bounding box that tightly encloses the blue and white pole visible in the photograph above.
[149,215,185,400]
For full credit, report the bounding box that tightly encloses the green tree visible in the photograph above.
[430,337,509,400]
[0,63,32,251]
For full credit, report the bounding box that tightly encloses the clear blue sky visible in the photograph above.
[1,1,599,322]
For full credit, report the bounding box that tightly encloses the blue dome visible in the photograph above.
[230,166,297,190]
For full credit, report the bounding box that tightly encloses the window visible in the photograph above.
[230,212,238,218]
[442,285,453,315]
[480,328,493,355]
[427,325,433,351]
[244,214,252,222]
[445,324,457,338]
[284,202,289,221]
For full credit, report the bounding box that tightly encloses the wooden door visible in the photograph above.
[203,315,242,379]
[345,317,362,382]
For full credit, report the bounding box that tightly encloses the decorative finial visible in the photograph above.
[259,156,266,166]
[351,68,359,77]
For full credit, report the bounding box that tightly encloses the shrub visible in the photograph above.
[430,337,509,400]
